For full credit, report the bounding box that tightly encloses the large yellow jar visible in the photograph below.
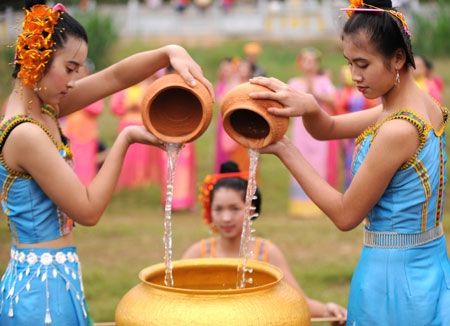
[115,258,311,326]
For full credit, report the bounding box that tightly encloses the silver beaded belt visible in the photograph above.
[363,223,444,248]
[10,248,79,265]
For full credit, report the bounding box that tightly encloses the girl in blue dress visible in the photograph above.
[0,1,213,325]
[249,0,450,324]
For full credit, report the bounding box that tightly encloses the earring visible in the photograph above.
[396,70,400,87]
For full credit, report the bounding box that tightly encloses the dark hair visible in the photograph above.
[416,54,433,71]
[210,161,262,218]
[12,0,88,79]
[342,0,415,69]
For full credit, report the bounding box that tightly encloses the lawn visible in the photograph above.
[1,38,450,324]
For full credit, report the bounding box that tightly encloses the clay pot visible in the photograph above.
[115,258,311,326]
[220,82,289,149]
[141,73,213,143]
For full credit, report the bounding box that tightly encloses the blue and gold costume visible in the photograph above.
[0,107,89,325]
[347,107,450,325]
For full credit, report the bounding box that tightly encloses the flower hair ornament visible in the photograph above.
[340,0,411,36]
[199,171,249,230]
[14,4,61,90]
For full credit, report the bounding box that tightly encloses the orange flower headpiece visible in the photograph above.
[199,171,249,227]
[340,1,411,36]
[15,4,61,89]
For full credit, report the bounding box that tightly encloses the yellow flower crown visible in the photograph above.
[15,4,61,89]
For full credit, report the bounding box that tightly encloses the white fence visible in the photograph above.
[0,0,423,42]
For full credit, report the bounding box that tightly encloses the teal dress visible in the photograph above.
[0,108,89,325]
[347,108,450,325]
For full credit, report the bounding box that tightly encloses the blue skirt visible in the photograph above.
[0,244,89,326]
[347,236,450,326]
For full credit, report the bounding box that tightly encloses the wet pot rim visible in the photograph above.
[138,258,283,295]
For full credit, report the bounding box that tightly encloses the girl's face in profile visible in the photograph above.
[37,36,88,107]
[342,32,397,99]
[211,187,245,239]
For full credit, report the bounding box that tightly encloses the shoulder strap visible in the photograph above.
[210,237,215,258]
[0,115,58,153]
[377,109,426,136]
[254,237,263,261]
[254,237,271,262]
[201,238,215,258]
[435,106,449,137]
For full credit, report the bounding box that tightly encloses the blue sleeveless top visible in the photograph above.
[352,107,449,233]
[0,106,75,244]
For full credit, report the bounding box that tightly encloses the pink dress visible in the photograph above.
[111,86,157,189]
[64,100,103,186]
[159,142,196,210]
[288,75,336,217]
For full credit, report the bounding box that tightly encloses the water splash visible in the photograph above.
[236,148,259,289]
[163,142,183,287]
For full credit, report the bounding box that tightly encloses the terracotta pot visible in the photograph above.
[115,258,311,326]
[220,82,289,149]
[141,73,213,143]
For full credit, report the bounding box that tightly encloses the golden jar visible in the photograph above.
[115,258,310,326]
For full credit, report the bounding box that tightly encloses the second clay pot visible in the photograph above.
[220,82,289,149]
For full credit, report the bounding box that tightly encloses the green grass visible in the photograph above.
[1,38,450,324]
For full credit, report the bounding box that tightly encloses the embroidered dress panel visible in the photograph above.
[347,106,450,326]
[352,108,448,233]
[0,113,74,244]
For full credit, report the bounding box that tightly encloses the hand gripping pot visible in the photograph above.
[141,73,214,143]
[220,82,289,149]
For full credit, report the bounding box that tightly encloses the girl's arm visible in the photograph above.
[6,123,162,226]
[264,118,419,231]
[267,243,347,321]
[249,76,382,140]
[59,45,214,117]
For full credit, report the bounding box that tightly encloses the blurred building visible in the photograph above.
[0,0,423,42]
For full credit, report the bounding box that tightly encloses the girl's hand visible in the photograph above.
[258,136,292,156]
[249,76,320,118]
[165,45,215,100]
[123,125,165,149]
[324,302,347,326]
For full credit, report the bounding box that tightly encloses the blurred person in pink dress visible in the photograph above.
[214,58,256,175]
[110,72,163,190]
[288,48,337,217]
[64,59,104,186]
